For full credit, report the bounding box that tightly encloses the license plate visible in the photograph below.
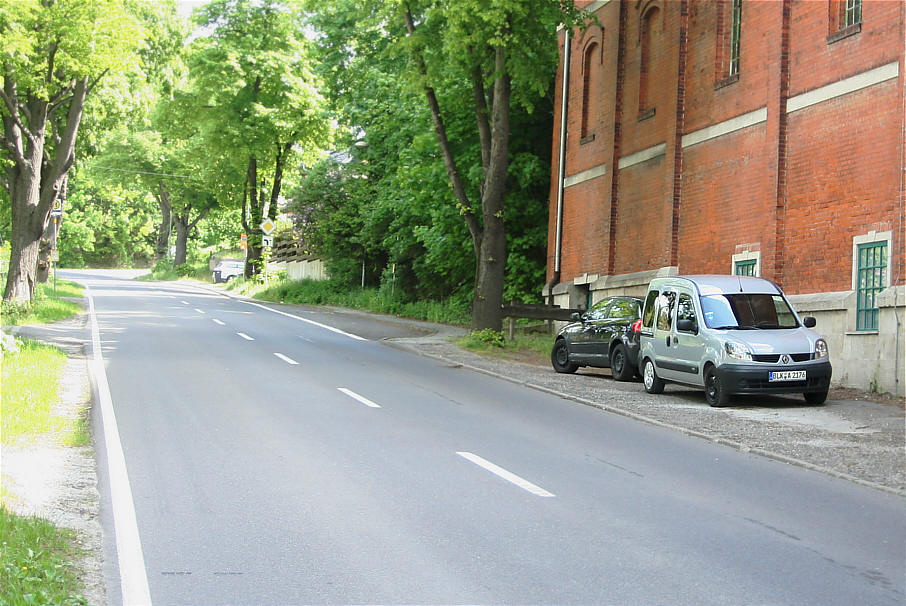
[769,370,806,382]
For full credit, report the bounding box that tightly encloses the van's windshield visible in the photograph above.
[700,294,799,330]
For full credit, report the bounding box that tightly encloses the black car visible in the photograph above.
[551,296,643,381]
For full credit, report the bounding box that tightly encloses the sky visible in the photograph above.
[176,0,207,20]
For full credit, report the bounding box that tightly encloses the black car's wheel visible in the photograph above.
[704,365,730,407]
[804,390,828,405]
[642,359,665,394]
[551,339,579,374]
[610,343,634,382]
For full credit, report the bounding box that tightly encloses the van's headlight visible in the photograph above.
[725,341,752,361]
[814,339,828,359]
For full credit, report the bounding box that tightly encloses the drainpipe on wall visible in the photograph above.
[546,28,570,305]
[896,2,905,394]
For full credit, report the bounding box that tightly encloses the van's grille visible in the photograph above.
[752,353,813,363]
[739,377,826,389]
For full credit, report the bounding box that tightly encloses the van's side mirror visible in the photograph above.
[677,318,698,334]
[571,312,582,322]
[803,316,817,328]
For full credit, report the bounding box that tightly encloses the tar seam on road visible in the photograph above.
[86,285,153,606]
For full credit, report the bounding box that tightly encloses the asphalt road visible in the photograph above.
[70,271,905,606]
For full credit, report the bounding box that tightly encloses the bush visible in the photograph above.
[139,259,210,282]
[254,277,471,325]
[468,329,506,348]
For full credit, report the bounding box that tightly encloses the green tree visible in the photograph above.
[301,0,580,322]
[397,0,585,330]
[59,175,158,267]
[0,0,145,301]
[184,0,329,277]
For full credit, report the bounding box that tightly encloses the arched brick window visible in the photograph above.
[639,5,660,116]
[580,41,600,141]
[829,0,862,32]
[715,0,743,86]
[827,0,862,42]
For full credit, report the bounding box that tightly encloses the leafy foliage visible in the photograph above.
[290,0,580,308]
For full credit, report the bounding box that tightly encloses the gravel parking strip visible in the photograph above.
[386,329,905,497]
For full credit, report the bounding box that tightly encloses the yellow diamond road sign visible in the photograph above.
[259,218,276,235]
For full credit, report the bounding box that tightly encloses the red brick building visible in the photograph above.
[545,0,905,395]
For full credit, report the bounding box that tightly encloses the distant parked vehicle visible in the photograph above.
[639,275,832,407]
[550,296,643,381]
[212,259,244,283]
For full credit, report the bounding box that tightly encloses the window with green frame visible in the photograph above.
[844,0,862,28]
[856,241,887,331]
[735,259,756,276]
[728,0,742,77]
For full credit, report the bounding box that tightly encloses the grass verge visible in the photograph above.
[1,340,72,447]
[0,507,87,606]
[456,330,552,363]
[0,277,91,605]
[1,281,84,326]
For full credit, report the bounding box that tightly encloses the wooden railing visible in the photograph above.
[500,303,583,339]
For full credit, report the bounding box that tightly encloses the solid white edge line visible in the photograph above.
[337,387,382,408]
[274,352,299,365]
[236,332,254,341]
[243,300,368,341]
[86,285,153,606]
[456,451,555,498]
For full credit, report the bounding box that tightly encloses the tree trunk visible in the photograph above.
[155,184,172,261]
[172,214,189,266]
[5,209,43,303]
[470,48,512,332]
[36,174,67,283]
[3,144,46,303]
[472,216,507,331]
[35,218,58,284]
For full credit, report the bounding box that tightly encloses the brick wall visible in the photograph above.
[550,0,903,294]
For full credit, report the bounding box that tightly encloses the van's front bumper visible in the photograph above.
[717,361,832,395]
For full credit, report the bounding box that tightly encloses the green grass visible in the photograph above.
[0,281,84,326]
[0,270,92,605]
[1,339,90,605]
[253,277,472,325]
[0,507,87,606]
[1,340,71,447]
[456,331,552,360]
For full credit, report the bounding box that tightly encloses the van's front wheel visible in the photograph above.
[704,366,730,407]
[642,359,665,394]
[804,390,828,405]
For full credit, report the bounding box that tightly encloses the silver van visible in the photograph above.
[639,275,832,406]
